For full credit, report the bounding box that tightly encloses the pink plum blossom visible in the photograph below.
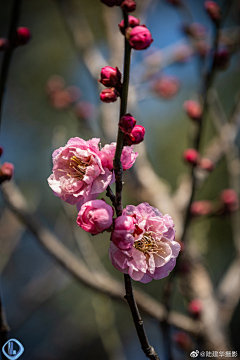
[109,203,180,283]
[99,143,138,171]
[47,137,113,208]
[77,199,114,235]
[119,16,140,35]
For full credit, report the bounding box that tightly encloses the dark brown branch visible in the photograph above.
[106,185,116,207]
[0,0,23,132]
[124,275,160,360]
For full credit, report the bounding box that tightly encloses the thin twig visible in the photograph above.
[0,0,23,132]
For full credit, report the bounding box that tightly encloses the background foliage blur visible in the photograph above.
[0,0,240,359]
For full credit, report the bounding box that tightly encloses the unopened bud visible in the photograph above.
[220,189,239,212]
[188,299,202,318]
[183,100,202,121]
[0,147,3,157]
[183,148,200,166]
[152,76,180,99]
[0,162,14,184]
[173,332,192,350]
[191,201,213,216]
[119,16,140,35]
[101,0,123,6]
[16,27,31,46]
[99,66,122,88]
[121,0,136,12]
[204,1,221,22]
[127,25,153,50]
[199,158,214,172]
[0,38,9,51]
[125,125,145,145]
[100,88,119,103]
[119,113,136,133]
[214,47,230,70]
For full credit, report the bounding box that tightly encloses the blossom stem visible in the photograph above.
[124,274,160,360]
[113,10,131,217]
[113,10,160,360]
[0,0,23,134]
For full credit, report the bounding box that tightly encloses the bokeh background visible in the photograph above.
[0,0,240,359]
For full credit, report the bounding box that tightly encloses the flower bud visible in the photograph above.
[46,75,65,95]
[214,48,230,70]
[220,189,239,212]
[0,38,9,51]
[111,215,136,250]
[125,125,145,145]
[199,158,214,172]
[127,25,153,50]
[101,0,123,6]
[183,100,202,121]
[173,332,192,350]
[183,148,200,166]
[50,90,72,110]
[121,0,136,12]
[77,200,114,235]
[152,76,180,99]
[16,27,31,46]
[188,299,202,318]
[119,16,140,35]
[0,162,14,184]
[119,113,136,133]
[191,201,213,217]
[100,88,119,103]
[0,147,3,157]
[204,1,221,22]
[99,66,122,88]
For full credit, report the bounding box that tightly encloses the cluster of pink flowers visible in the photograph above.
[48,137,138,208]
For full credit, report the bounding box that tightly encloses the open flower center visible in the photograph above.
[68,155,89,180]
[133,231,159,254]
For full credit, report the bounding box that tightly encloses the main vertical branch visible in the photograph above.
[0,0,23,133]
[113,10,160,360]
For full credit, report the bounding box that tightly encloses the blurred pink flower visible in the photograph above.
[77,199,114,235]
[0,162,14,183]
[109,203,180,282]
[152,76,180,99]
[48,137,113,208]
[99,143,138,171]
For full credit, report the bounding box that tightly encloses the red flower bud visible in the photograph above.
[183,149,200,166]
[199,158,214,172]
[0,38,9,51]
[119,16,140,35]
[121,0,136,12]
[101,0,123,6]
[100,88,119,103]
[127,25,153,50]
[220,189,239,212]
[191,201,213,217]
[16,27,31,46]
[173,332,192,350]
[99,66,122,88]
[183,100,202,121]
[214,48,230,70]
[0,147,3,157]
[204,1,221,22]
[188,299,202,318]
[152,76,180,99]
[0,162,14,184]
[125,125,145,145]
[166,0,182,5]
[119,113,136,133]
